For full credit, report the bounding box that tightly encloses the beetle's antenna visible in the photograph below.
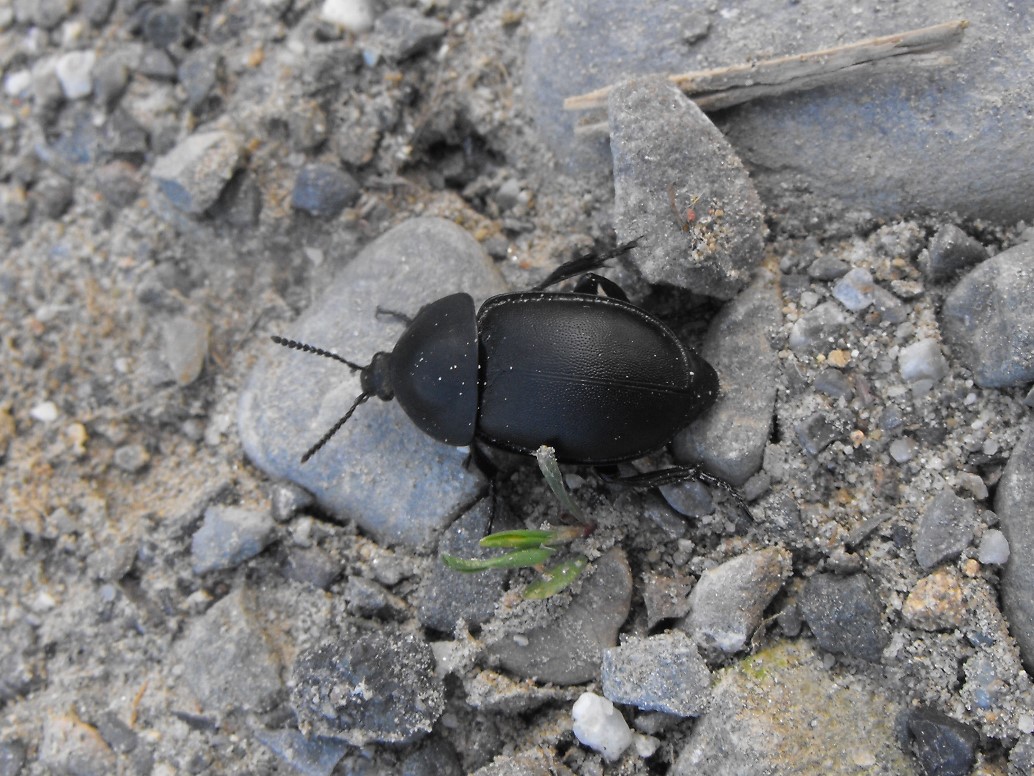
[271,335,366,371]
[300,391,372,463]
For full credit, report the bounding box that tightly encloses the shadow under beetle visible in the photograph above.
[273,240,721,488]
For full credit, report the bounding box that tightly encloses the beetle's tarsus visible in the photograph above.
[530,237,642,291]
[599,464,750,514]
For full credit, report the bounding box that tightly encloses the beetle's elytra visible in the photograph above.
[273,242,719,466]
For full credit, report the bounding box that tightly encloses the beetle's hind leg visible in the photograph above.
[530,237,641,292]
[598,464,750,515]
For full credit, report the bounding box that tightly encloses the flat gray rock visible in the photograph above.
[484,548,632,685]
[941,242,1034,388]
[238,218,507,549]
[608,76,763,298]
[672,641,917,776]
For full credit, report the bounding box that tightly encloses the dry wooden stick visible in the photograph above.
[563,19,968,114]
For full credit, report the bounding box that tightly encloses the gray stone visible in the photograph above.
[671,641,917,776]
[907,708,979,776]
[282,546,344,590]
[674,270,779,485]
[152,130,242,214]
[290,163,359,218]
[977,529,1010,566]
[371,7,447,61]
[39,715,117,776]
[92,54,130,109]
[788,301,851,355]
[602,631,711,716]
[642,572,693,627]
[178,49,222,114]
[923,224,988,283]
[238,218,506,549]
[799,573,887,663]
[485,548,632,685]
[608,76,763,299]
[253,728,349,776]
[163,315,209,386]
[898,338,948,384]
[417,498,508,632]
[795,412,844,456]
[832,268,876,312]
[914,490,978,570]
[807,256,851,281]
[682,547,792,654]
[995,424,1034,673]
[941,243,1034,388]
[174,587,284,713]
[524,0,1034,223]
[192,505,276,574]
[291,623,444,745]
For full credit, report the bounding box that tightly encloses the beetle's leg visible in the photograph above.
[598,465,749,514]
[464,440,499,478]
[571,272,630,302]
[530,237,642,291]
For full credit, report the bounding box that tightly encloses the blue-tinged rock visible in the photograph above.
[253,728,349,776]
[291,163,360,218]
[941,242,1034,388]
[238,218,507,549]
[907,708,978,776]
[995,423,1034,673]
[152,129,242,214]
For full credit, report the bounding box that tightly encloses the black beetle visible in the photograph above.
[273,241,719,474]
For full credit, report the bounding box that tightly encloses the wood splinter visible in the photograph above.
[563,19,968,120]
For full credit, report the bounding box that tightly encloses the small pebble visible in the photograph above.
[832,267,876,311]
[799,573,887,662]
[163,316,209,386]
[152,130,242,214]
[977,529,1009,565]
[320,0,375,32]
[901,569,966,631]
[113,443,150,473]
[898,339,948,384]
[291,163,360,218]
[571,692,633,762]
[55,50,96,99]
[30,401,60,422]
[191,505,276,574]
[908,707,978,776]
[914,491,978,570]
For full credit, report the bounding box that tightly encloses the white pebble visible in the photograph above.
[30,401,59,423]
[320,0,375,32]
[572,692,632,762]
[977,530,1009,565]
[898,338,948,384]
[55,50,96,99]
[3,69,32,97]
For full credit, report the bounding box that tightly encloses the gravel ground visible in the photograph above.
[2,2,1034,775]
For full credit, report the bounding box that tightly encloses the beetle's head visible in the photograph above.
[270,335,392,463]
[359,352,394,401]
